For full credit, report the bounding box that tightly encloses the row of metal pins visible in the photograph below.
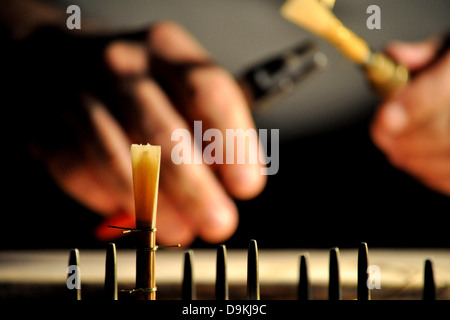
[357,243,438,301]
[67,241,437,300]
[181,240,258,300]
[67,244,118,301]
[298,242,435,301]
[298,248,340,300]
[296,242,366,301]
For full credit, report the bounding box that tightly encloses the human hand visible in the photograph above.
[20,22,266,246]
[371,35,450,196]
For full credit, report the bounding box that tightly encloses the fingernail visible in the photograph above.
[383,102,408,133]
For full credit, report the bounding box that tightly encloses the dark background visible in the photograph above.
[4,107,449,250]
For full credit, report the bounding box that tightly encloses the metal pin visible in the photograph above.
[423,259,436,300]
[238,41,327,110]
[182,250,195,300]
[357,242,370,300]
[247,239,260,300]
[215,244,228,300]
[329,247,341,301]
[67,248,81,300]
[298,254,312,300]
[105,243,118,300]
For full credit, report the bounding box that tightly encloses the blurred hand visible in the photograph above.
[371,36,450,196]
[20,22,266,246]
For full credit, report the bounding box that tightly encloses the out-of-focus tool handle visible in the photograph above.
[365,52,409,97]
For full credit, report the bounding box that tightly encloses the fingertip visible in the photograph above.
[104,41,148,75]
[198,201,239,244]
[222,164,267,200]
[149,21,209,62]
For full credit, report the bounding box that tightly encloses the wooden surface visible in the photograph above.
[0,248,449,299]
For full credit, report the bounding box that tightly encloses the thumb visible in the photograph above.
[375,49,450,134]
